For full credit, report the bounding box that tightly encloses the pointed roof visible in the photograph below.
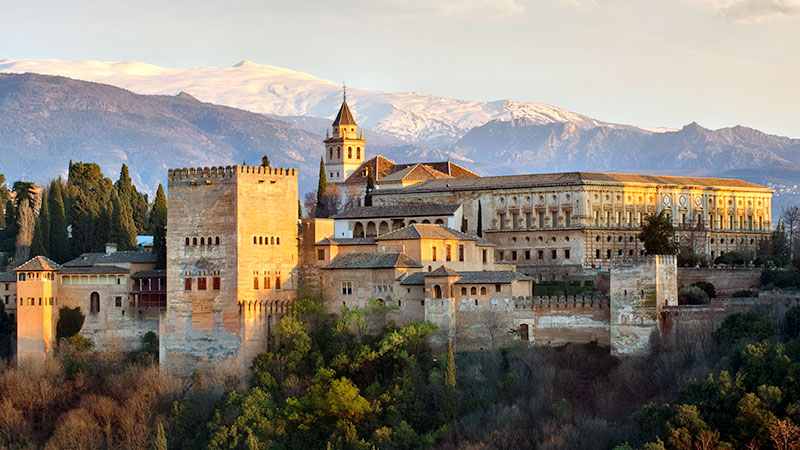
[425,265,459,277]
[379,164,454,184]
[332,101,357,126]
[377,223,480,242]
[14,255,61,272]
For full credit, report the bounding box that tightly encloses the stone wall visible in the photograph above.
[677,268,761,296]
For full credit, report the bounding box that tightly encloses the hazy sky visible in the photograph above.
[1,0,799,137]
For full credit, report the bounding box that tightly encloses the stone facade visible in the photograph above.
[372,173,773,270]
[160,165,298,377]
[677,267,761,296]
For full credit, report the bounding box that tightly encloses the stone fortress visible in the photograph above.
[0,93,783,375]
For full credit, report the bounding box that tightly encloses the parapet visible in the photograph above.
[167,165,297,184]
[614,255,677,268]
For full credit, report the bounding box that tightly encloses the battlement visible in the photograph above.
[514,294,609,309]
[167,165,297,183]
[614,255,677,268]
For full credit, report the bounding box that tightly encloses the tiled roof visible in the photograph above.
[333,204,460,220]
[62,250,156,267]
[399,272,426,285]
[132,270,167,278]
[0,272,15,282]
[379,164,453,184]
[332,100,357,126]
[60,265,130,275]
[342,158,479,186]
[392,161,479,179]
[454,271,534,284]
[14,255,61,272]
[425,265,459,277]
[476,238,496,247]
[377,224,480,241]
[374,171,769,194]
[315,237,377,246]
[323,252,422,270]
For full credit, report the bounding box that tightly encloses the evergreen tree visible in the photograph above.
[261,155,271,167]
[445,339,456,389]
[149,184,168,269]
[316,157,328,218]
[0,174,9,229]
[364,166,375,207]
[639,210,679,255]
[3,200,16,237]
[30,213,45,257]
[108,190,138,251]
[477,200,483,237]
[39,188,51,255]
[48,180,71,263]
[298,200,302,219]
[115,164,148,234]
[68,162,114,256]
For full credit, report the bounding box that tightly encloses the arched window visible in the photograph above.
[253,236,257,244]
[353,222,365,238]
[471,286,477,295]
[185,237,190,246]
[276,237,280,245]
[254,277,259,290]
[265,277,271,289]
[259,236,263,245]
[356,147,360,159]
[460,287,467,295]
[271,237,275,245]
[90,292,100,313]
[480,287,487,295]
[337,147,341,158]
[207,237,212,245]
[348,147,352,158]
[329,149,333,159]
[215,236,220,245]
[192,237,197,245]
[276,277,281,289]
[433,285,442,299]
[200,237,205,245]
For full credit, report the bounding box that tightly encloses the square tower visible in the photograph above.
[324,97,366,183]
[160,165,299,377]
[14,256,61,364]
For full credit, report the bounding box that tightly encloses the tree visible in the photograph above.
[781,206,800,260]
[261,155,271,167]
[364,165,375,207]
[149,184,167,269]
[445,339,456,389]
[68,161,114,257]
[0,174,9,229]
[13,183,37,266]
[477,200,483,237]
[47,181,69,263]
[110,190,138,250]
[316,157,328,218]
[56,306,85,340]
[0,302,15,360]
[153,422,167,450]
[639,210,679,255]
[30,208,45,258]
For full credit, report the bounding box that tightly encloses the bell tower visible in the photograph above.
[324,85,366,183]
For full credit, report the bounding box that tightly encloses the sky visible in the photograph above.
[1,0,799,137]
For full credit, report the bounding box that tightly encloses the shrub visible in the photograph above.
[731,290,757,298]
[714,252,747,266]
[689,281,716,299]
[713,311,774,345]
[761,269,800,290]
[678,286,709,305]
[784,306,800,340]
[56,306,85,340]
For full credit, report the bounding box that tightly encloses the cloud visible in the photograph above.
[694,0,800,22]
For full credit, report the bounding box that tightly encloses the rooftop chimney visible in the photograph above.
[105,243,118,254]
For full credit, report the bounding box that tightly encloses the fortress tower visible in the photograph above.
[160,165,299,377]
[324,88,366,183]
[14,256,60,363]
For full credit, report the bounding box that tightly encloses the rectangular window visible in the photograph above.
[627,212,633,227]
[511,213,518,230]
[482,249,487,264]
[198,277,207,290]
[551,249,557,260]
[682,213,686,226]
[525,250,531,260]
[432,246,438,261]
[552,211,558,228]
[511,250,517,260]
[538,250,544,260]
[565,213,571,227]
[638,212,643,226]
[115,296,122,307]
[276,277,281,289]
[446,244,452,261]
[213,277,220,290]
[606,211,612,227]
[253,277,259,290]
[341,281,353,295]
[184,278,192,291]
[525,213,532,229]
[618,249,623,256]
[458,245,465,262]
[495,284,501,292]
[564,249,570,260]
[130,295,136,307]
[607,249,612,259]
[538,212,545,229]
[317,249,325,261]
[595,211,601,226]
[499,213,506,231]
[265,277,271,289]
[617,211,622,226]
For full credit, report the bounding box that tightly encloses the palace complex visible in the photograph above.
[0,94,778,375]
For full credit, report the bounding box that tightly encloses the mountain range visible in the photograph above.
[0,59,798,213]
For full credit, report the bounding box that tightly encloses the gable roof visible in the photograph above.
[332,100,357,126]
[62,250,156,267]
[376,223,480,242]
[425,265,459,277]
[14,255,61,272]
[333,204,460,220]
[373,171,769,195]
[342,155,397,185]
[341,157,479,186]
[379,164,453,184]
[323,252,423,270]
[391,161,479,179]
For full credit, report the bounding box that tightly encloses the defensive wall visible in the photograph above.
[676,267,762,296]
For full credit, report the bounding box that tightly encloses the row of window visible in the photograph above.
[185,236,221,246]
[253,236,281,245]
[499,210,573,231]
[328,146,361,160]
[135,278,165,292]
[254,277,281,290]
[21,297,56,306]
[431,244,467,262]
[184,277,222,291]
[17,272,56,282]
[499,249,571,262]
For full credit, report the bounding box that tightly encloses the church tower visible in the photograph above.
[324,87,366,183]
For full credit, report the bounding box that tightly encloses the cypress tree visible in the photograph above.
[0,174,8,229]
[149,184,168,269]
[108,191,138,251]
[364,166,375,207]
[39,188,51,255]
[316,157,328,218]
[445,339,456,389]
[48,180,70,263]
[477,200,483,237]
[30,213,45,257]
[261,155,271,167]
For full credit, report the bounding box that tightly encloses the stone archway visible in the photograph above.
[378,221,390,235]
[433,285,442,298]
[353,222,365,238]
[366,221,377,237]
[435,219,444,225]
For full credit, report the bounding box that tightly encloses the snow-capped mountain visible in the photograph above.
[0,58,614,144]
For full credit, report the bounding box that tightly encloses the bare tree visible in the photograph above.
[482,308,502,348]
[781,206,800,260]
